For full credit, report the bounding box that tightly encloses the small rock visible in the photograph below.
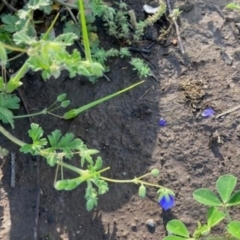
[131,224,137,232]
[146,219,156,233]
[146,219,155,228]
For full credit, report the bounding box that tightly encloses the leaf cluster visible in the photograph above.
[163,174,240,240]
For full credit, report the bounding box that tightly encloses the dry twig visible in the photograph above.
[215,104,240,119]
[165,0,185,54]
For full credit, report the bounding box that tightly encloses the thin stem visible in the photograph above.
[42,12,60,40]
[47,112,64,119]
[57,160,84,174]
[1,42,27,53]
[100,176,136,184]
[47,105,61,112]
[100,176,163,189]
[13,109,47,119]
[137,172,152,180]
[224,207,232,223]
[0,125,25,147]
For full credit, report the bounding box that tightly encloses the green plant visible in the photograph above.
[226,3,240,11]
[0,0,174,212]
[163,174,240,240]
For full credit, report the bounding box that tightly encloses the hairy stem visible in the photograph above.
[0,125,25,146]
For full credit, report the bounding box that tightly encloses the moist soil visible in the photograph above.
[1,0,240,239]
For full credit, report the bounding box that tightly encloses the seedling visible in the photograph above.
[163,174,240,240]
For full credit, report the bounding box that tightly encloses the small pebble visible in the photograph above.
[146,219,155,228]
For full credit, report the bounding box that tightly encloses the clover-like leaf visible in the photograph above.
[216,174,237,203]
[166,220,189,238]
[207,207,225,228]
[227,190,240,206]
[193,189,222,206]
[227,221,240,239]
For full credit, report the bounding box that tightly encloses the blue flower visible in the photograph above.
[159,118,167,127]
[202,107,215,118]
[159,194,175,210]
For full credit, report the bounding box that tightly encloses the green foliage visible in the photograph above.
[130,58,151,78]
[0,0,172,214]
[226,3,240,11]
[164,174,240,240]
[63,80,144,119]
[20,123,48,155]
[0,146,9,158]
[0,93,20,128]
[166,220,190,239]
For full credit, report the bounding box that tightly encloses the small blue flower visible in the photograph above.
[159,194,175,210]
[159,118,167,127]
[202,107,215,118]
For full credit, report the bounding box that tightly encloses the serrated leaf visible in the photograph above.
[22,124,48,154]
[54,33,78,46]
[98,180,108,195]
[63,21,81,38]
[47,129,62,146]
[46,152,58,166]
[28,0,51,10]
[93,156,102,171]
[13,31,36,45]
[27,55,51,71]
[216,174,236,203]
[28,123,45,142]
[0,107,14,128]
[0,93,20,109]
[20,144,34,154]
[81,149,99,167]
[0,93,20,128]
[18,9,31,20]
[47,130,83,160]
[1,14,19,33]
[193,189,222,206]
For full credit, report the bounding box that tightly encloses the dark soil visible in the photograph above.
[1,0,240,239]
